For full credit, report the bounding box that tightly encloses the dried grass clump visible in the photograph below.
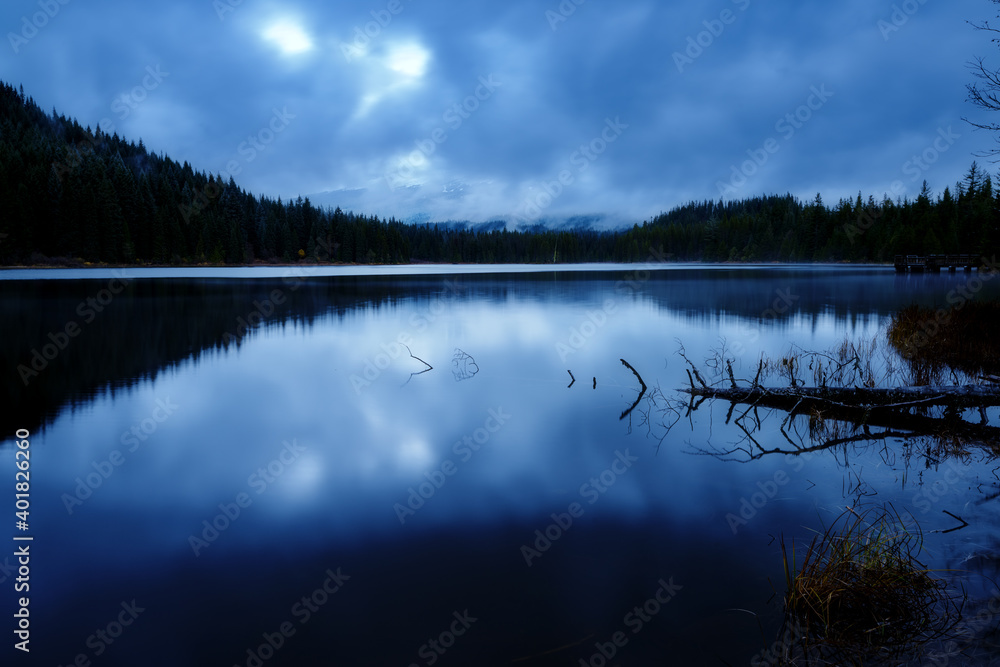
[780,505,962,665]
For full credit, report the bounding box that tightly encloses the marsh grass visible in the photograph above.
[779,505,963,665]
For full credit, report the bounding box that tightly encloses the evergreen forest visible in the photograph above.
[1,80,997,266]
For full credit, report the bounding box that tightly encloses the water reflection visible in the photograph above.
[2,266,999,665]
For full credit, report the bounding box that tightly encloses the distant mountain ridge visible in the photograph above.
[302,188,631,232]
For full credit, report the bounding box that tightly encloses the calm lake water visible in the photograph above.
[2,264,1000,666]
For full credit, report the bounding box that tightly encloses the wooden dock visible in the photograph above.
[894,254,984,273]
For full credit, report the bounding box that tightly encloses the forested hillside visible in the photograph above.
[0,80,997,266]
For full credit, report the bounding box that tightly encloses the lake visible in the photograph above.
[2,264,999,666]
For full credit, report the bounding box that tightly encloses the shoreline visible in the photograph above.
[0,259,891,271]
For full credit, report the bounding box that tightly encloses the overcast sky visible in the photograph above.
[2,0,996,224]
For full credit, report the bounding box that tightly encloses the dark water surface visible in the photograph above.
[2,264,999,666]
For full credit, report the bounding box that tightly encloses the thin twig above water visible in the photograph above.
[401,344,434,386]
[619,358,647,421]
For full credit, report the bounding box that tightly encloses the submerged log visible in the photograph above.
[683,384,1000,411]
[683,383,1000,446]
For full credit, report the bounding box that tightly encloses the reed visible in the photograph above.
[779,504,962,665]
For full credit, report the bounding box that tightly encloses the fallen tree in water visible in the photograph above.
[661,336,1000,459]
[682,381,1000,453]
[684,382,1000,412]
[657,329,997,665]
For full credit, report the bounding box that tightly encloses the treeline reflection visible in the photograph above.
[4,268,994,438]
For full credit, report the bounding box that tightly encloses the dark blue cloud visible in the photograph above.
[1,0,992,223]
